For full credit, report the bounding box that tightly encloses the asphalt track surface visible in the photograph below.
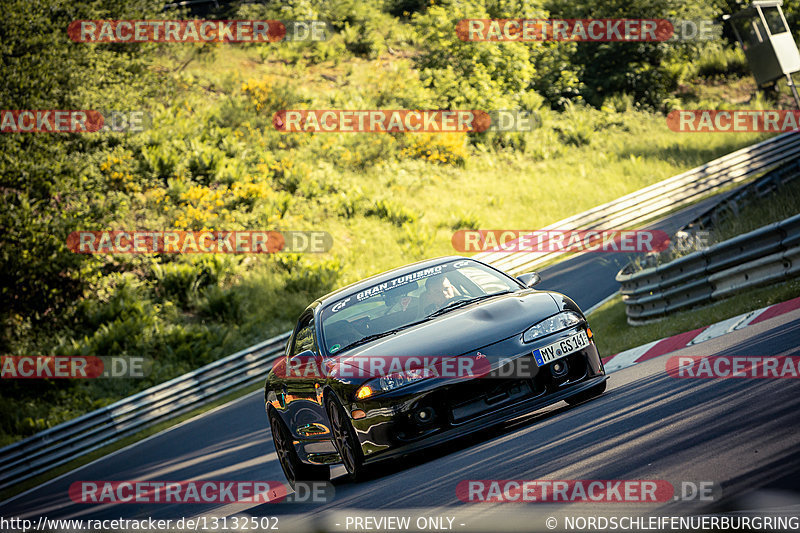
[3,196,799,531]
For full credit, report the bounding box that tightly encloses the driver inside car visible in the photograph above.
[421,275,458,315]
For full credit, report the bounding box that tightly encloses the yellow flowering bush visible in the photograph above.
[99,151,139,192]
[400,132,469,165]
[241,78,272,112]
[166,174,277,229]
[231,180,273,203]
[241,77,300,115]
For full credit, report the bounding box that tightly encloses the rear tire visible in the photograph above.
[269,409,330,488]
[326,395,368,481]
[564,379,607,406]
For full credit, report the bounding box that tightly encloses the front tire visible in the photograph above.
[269,409,330,488]
[326,395,367,481]
[564,379,607,406]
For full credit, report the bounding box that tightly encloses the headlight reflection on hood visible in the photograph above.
[522,311,583,343]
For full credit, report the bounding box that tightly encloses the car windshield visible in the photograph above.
[319,260,520,356]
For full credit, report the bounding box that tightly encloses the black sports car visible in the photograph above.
[265,256,607,486]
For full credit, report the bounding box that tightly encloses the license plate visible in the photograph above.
[533,330,589,366]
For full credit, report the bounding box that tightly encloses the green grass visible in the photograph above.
[174,45,771,283]
[712,175,800,242]
[0,44,778,446]
[588,279,800,358]
[6,0,799,499]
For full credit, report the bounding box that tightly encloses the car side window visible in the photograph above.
[291,317,317,357]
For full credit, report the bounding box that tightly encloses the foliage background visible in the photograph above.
[1,0,795,445]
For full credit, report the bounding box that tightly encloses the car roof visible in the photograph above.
[313,255,479,309]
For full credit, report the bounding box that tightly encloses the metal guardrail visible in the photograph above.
[2,132,799,493]
[475,131,800,276]
[680,157,800,234]
[0,332,289,492]
[616,213,800,323]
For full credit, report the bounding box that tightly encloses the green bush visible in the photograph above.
[532,42,585,109]
[412,0,545,111]
[450,211,482,231]
[696,45,750,79]
[553,102,597,147]
[336,190,368,218]
[151,261,217,309]
[198,285,243,323]
[602,93,635,114]
[1,0,766,447]
[274,255,342,295]
[365,199,419,226]
[545,0,720,110]
[342,22,387,58]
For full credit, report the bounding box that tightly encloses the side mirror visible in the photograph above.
[287,349,324,378]
[517,272,541,288]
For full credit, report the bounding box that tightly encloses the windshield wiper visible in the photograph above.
[426,290,513,318]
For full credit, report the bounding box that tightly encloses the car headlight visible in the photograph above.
[522,311,583,343]
[356,368,435,400]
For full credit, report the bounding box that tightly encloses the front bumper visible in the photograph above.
[359,373,607,465]
[296,326,606,466]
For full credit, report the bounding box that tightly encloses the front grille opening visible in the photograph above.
[449,378,541,423]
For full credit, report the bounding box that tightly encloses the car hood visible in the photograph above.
[331,290,561,377]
